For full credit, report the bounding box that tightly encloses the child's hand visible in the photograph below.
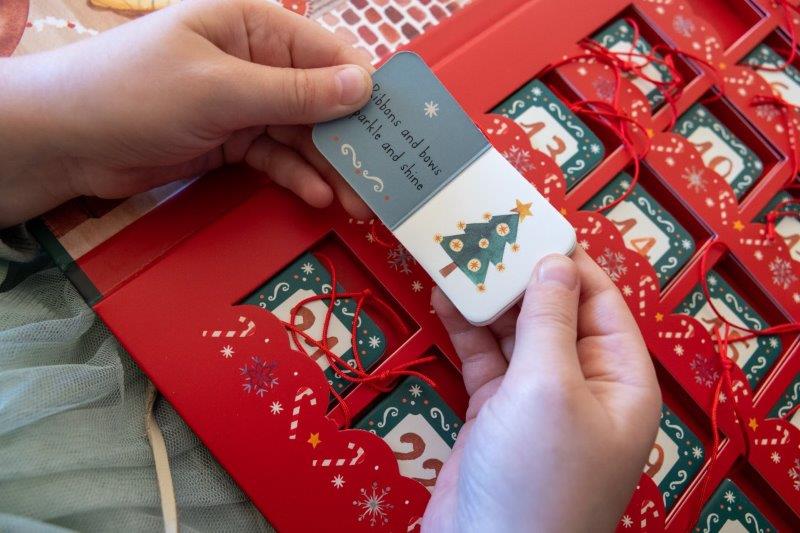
[0,0,373,227]
[424,248,661,532]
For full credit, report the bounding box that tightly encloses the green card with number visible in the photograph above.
[493,79,605,189]
[243,252,386,396]
[694,479,775,532]
[592,19,673,109]
[584,172,694,287]
[769,372,800,429]
[673,103,762,198]
[646,404,704,510]
[355,377,462,491]
[676,270,781,387]
[755,191,800,262]
[742,44,800,108]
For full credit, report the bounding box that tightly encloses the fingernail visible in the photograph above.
[536,254,577,289]
[336,66,369,105]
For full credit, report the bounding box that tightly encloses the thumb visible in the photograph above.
[222,60,372,126]
[506,254,582,381]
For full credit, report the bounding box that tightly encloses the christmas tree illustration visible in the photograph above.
[436,199,532,292]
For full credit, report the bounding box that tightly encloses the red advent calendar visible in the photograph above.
[21,0,800,531]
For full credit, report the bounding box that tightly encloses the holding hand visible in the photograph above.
[424,248,662,532]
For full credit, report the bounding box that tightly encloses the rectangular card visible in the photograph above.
[673,103,763,198]
[354,376,463,492]
[676,269,781,387]
[694,479,775,533]
[583,172,694,287]
[756,191,800,262]
[314,52,576,325]
[243,252,386,397]
[645,404,704,510]
[492,79,605,189]
[592,19,673,109]
[742,44,800,107]
[769,372,800,429]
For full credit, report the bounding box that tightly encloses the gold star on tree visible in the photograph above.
[511,199,533,222]
[307,432,322,449]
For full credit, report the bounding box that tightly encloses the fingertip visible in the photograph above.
[532,254,579,291]
[301,176,335,208]
[334,64,372,107]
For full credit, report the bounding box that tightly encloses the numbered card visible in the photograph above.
[355,377,463,492]
[742,44,800,107]
[645,404,704,509]
[694,479,775,533]
[673,103,763,198]
[768,372,800,429]
[492,79,605,189]
[584,172,694,286]
[243,253,386,395]
[592,19,673,109]
[756,191,800,262]
[676,270,781,387]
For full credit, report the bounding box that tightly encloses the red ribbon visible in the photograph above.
[765,197,800,240]
[758,0,800,73]
[751,94,799,182]
[281,254,435,426]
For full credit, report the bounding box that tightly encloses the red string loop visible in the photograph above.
[757,0,799,72]
[765,198,800,241]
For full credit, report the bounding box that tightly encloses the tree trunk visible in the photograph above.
[439,262,457,277]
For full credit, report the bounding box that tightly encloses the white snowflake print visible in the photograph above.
[531,86,543,96]
[690,353,720,388]
[592,76,616,102]
[424,101,439,118]
[270,401,283,415]
[387,244,415,275]
[365,232,375,243]
[755,250,764,261]
[772,451,782,464]
[622,285,633,297]
[301,262,315,274]
[718,392,727,404]
[756,104,781,122]
[674,344,685,356]
[681,239,692,250]
[502,145,534,173]
[682,166,707,193]
[621,515,633,528]
[411,280,423,293]
[409,384,423,397]
[368,335,381,349]
[666,156,675,167]
[769,257,798,289]
[692,446,703,459]
[672,15,695,37]
[240,356,279,397]
[769,337,779,349]
[220,345,235,359]
[332,475,345,489]
[589,143,602,154]
[353,481,393,527]
[723,490,736,504]
[596,248,628,282]
[707,274,718,287]
[790,458,800,491]
[579,239,590,250]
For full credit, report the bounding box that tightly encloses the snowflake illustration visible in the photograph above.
[674,344,685,356]
[596,248,628,282]
[353,481,393,527]
[270,401,283,415]
[772,451,782,464]
[769,257,798,289]
[332,475,345,489]
[365,232,375,243]
[755,250,764,261]
[590,143,602,154]
[622,285,633,297]
[692,446,703,459]
[672,15,695,37]
[387,244,415,275]
[411,280,423,293]
[690,352,720,388]
[368,335,381,349]
[579,239,590,250]
[790,458,800,491]
[682,166,707,193]
[769,337,779,349]
[301,262,315,274]
[707,274,718,286]
[409,384,423,397]
[718,392,727,404]
[531,86,543,96]
[424,101,439,118]
[682,239,692,250]
[723,490,736,504]
[240,356,279,397]
[621,515,633,528]
[220,345,235,359]
[592,76,616,102]
[756,103,781,122]
[502,145,534,173]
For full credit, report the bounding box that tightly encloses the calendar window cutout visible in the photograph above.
[740,32,800,109]
[679,0,764,49]
[674,254,794,388]
[242,234,418,402]
[672,97,779,201]
[755,190,800,263]
[582,166,710,288]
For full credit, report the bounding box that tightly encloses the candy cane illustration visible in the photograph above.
[730,380,750,403]
[541,173,562,196]
[639,499,659,529]
[202,315,256,338]
[638,275,657,317]
[755,426,790,446]
[288,387,317,440]
[578,216,603,236]
[311,441,365,467]
[658,318,695,340]
[717,190,734,224]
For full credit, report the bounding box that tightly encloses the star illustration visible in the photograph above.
[511,199,533,222]
[733,220,745,231]
[220,345,235,358]
[270,401,283,415]
[332,475,345,489]
[424,101,439,118]
[655,312,664,322]
[308,432,322,449]
[748,418,759,431]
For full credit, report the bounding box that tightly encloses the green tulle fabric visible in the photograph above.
[0,231,272,532]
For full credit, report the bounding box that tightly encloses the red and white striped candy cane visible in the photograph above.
[288,387,317,440]
[311,441,365,467]
[202,315,255,338]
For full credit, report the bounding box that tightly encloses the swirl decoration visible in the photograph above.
[664,417,686,439]
[377,407,400,428]
[341,144,384,192]
[268,282,291,302]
